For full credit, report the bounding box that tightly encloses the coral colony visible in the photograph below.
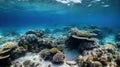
[0,26,120,67]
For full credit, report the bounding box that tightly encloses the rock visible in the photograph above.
[23,60,31,67]
[12,61,23,67]
[66,61,77,66]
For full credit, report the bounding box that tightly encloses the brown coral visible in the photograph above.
[49,48,60,54]
[52,53,65,64]
[3,42,17,49]
[66,27,99,51]
[91,61,103,67]
[39,49,50,60]
[103,44,116,54]
[116,54,120,66]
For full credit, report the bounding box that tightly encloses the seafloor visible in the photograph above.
[0,25,120,67]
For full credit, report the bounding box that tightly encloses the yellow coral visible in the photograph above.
[87,55,93,64]
[77,55,84,63]
[49,48,60,54]
[0,55,10,59]
[0,48,11,55]
[103,44,116,54]
[100,56,108,66]
[40,49,49,56]
[23,45,28,50]
[3,42,17,49]
[70,28,97,37]
[107,62,117,67]
[0,49,3,53]
[91,61,103,67]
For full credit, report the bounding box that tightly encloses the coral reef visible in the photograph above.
[39,49,51,60]
[76,43,120,67]
[25,30,44,37]
[66,27,99,51]
[0,42,17,66]
[18,30,57,52]
[0,27,119,67]
[3,42,17,49]
[39,47,63,61]
[103,43,116,54]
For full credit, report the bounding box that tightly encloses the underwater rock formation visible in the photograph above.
[66,27,99,51]
[66,61,77,66]
[76,43,120,67]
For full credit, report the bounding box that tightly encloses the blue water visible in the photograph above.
[0,0,120,31]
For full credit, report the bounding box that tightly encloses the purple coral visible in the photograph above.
[52,53,65,64]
